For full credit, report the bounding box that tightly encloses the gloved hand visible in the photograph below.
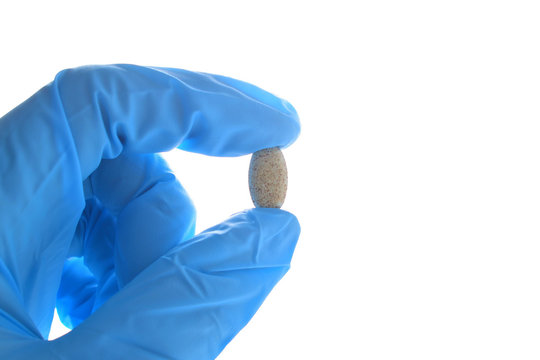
[0,64,300,359]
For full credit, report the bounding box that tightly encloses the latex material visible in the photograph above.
[0,65,300,359]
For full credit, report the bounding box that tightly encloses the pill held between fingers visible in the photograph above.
[248,147,288,208]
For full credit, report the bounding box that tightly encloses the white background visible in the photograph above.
[1,1,540,359]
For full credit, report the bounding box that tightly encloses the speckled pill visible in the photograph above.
[248,147,288,208]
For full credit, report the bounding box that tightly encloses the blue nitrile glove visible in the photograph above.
[0,64,301,359]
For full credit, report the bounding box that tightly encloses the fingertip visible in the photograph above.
[209,73,298,117]
[247,207,300,231]
[176,208,300,272]
[151,67,300,155]
[279,100,301,149]
[208,73,301,150]
[245,208,301,259]
[229,207,300,232]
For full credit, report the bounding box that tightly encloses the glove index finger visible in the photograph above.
[55,65,300,180]
[154,67,301,157]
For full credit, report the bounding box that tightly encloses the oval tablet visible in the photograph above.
[248,147,288,208]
